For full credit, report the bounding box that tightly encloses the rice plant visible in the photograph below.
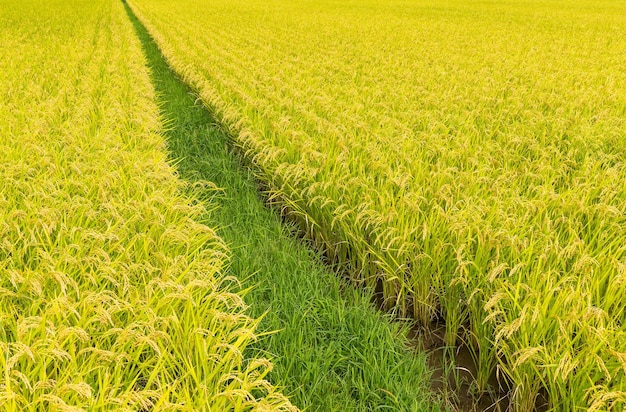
[0,0,296,410]
[127,0,626,409]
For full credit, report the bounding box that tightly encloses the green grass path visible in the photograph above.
[125,4,443,411]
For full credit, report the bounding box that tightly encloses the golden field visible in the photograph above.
[0,0,296,410]
[127,0,626,410]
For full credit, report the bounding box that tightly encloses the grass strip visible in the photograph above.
[124,3,444,411]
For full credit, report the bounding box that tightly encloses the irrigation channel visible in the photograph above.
[124,3,528,410]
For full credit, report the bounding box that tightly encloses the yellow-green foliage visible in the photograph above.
[0,0,296,410]
[128,0,626,410]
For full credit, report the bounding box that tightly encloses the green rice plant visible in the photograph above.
[127,0,626,409]
[0,0,296,410]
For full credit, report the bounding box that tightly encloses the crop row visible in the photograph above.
[128,0,626,410]
[0,1,295,410]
